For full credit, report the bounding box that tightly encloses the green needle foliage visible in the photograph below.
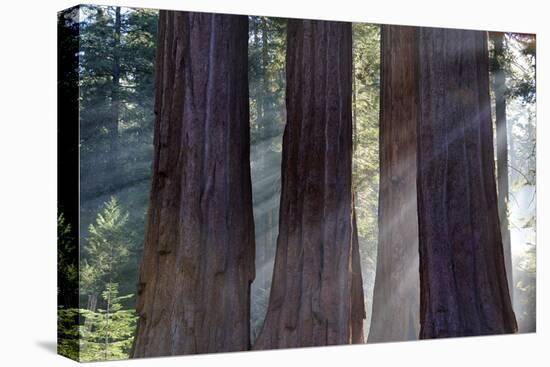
[58,197,138,361]
[57,213,78,307]
[57,307,80,360]
[81,196,130,309]
[79,284,138,361]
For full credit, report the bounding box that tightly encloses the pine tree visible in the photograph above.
[79,284,137,361]
[81,196,130,311]
[59,197,136,362]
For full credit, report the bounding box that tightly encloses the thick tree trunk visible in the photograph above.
[416,28,517,338]
[253,19,364,349]
[368,25,420,343]
[491,32,514,302]
[132,11,255,357]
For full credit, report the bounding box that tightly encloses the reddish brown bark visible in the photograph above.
[132,11,255,357]
[368,25,420,343]
[253,19,364,349]
[416,28,517,338]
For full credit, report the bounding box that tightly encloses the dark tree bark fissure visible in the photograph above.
[132,11,255,357]
[253,19,364,349]
[416,28,517,338]
[368,25,420,343]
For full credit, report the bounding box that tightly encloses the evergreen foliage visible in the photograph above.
[58,197,137,361]
[78,4,157,307]
[57,214,78,307]
[81,196,130,309]
[58,285,138,362]
[79,284,137,361]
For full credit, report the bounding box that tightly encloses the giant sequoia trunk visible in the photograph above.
[416,28,517,338]
[132,11,255,357]
[491,32,514,302]
[368,25,420,343]
[253,19,364,349]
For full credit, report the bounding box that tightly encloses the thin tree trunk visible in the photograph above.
[265,209,273,290]
[352,45,358,154]
[132,11,255,357]
[508,117,516,183]
[257,17,268,287]
[491,32,514,302]
[416,28,517,338]
[87,294,98,312]
[368,25,419,343]
[261,17,270,120]
[110,7,121,166]
[103,242,115,360]
[253,19,364,349]
[253,18,263,124]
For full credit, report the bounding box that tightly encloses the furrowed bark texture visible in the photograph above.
[416,28,517,338]
[253,19,364,349]
[368,25,420,343]
[132,11,255,357]
[491,32,514,301]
